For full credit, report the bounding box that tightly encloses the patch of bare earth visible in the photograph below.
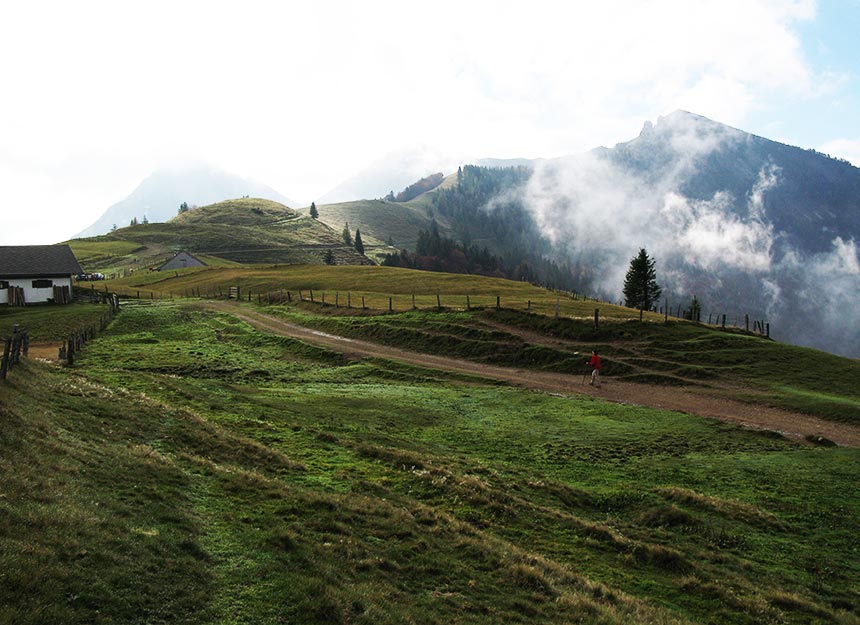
[204,301,860,447]
[26,341,62,362]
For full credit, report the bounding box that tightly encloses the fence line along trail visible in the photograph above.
[200,300,860,448]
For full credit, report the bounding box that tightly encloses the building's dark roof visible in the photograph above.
[158,250,207,271]
[0,245,84,277]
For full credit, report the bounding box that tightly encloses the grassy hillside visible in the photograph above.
[308,173,459,253]
[68,198,371,275]
[1,300,858,624]
[311,198,440,252]
[270,305,859,423]
[101,263,860,421]
[102,264,654,317]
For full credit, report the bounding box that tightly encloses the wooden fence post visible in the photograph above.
[335,292,339,308]
[527,300,531,312]
[347,292,351,308]
[362,296,366,310]
[0,336,11,379]
[310,290,314,303]
[412,293,416,310]
[594,308,600,330]
[389,297,393,312]
[437,294,441,310]
[497,295,501,311]
[721,314,726,329]
[554,297,559,320]
[466,295,470,311]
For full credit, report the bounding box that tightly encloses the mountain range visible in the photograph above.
[70,111,860,357]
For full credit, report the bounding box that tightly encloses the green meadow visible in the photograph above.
[2,300,859,624]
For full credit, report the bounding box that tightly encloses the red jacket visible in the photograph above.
[588,354,601,370]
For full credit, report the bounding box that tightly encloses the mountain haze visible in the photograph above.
[76,165,295,238]
[523,110,860,356]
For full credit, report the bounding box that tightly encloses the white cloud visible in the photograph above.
[0,0,836,244]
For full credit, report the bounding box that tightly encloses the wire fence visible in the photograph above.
[113,283,771,338]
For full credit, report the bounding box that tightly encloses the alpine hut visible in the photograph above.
[0,245,83,305]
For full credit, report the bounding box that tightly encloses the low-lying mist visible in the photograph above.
[517,112,860,358]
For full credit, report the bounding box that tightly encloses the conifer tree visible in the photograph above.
[342,222,352,246]
[623,248,662,311]
[309,202,318,219]
[689,296,701,322]
[354,229,365,255]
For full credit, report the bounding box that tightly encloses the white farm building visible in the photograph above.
[0,245,83,305]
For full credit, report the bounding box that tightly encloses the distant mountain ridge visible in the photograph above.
[596,110,860,254]
[76,164,294,238]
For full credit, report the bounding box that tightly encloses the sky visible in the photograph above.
[1,0,859,245]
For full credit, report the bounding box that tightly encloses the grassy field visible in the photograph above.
[263,305,858,423]
[1,300,859,624]
[100,262,860,420]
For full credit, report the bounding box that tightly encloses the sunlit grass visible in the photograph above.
[2,301,859,624]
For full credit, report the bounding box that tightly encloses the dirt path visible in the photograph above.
[204,301,860,447]
[26,341,62,361]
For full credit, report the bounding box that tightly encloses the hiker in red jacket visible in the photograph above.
[586,349,601,388]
